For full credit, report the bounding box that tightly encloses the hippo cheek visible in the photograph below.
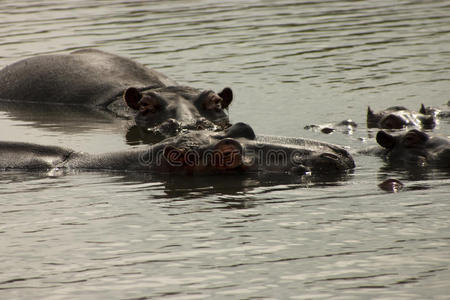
[212,139,243,171]
[163,146,185,168]
[399,154,428,167]
[438,149,450,167]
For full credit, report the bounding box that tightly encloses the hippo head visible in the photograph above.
[156,122,254,175]
[376,129,450,167]
[141,122,355,175]
[367,106,436,129]
[123,86,233,136]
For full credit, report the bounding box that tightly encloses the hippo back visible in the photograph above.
[0,49,177,106]
[0,141,74,170]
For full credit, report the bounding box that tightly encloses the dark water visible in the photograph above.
[1,1,449,299]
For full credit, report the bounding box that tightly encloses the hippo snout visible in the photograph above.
[311,152,355,171]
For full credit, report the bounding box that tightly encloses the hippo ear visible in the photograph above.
[376,131,395,149]
[123,87,142,110]
[218,87,233,109]
[367,106,378,128]
[419,104,427,114]
[163,146,184,167]
[213,138,243,170]
[367,106,375,118]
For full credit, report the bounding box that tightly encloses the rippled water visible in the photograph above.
[1,1,449,299]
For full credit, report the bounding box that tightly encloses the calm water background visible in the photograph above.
[1,0,449,299]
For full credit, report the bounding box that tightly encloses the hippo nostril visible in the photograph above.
[320,153,339,161]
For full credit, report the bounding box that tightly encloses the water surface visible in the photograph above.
[1,1,449,299]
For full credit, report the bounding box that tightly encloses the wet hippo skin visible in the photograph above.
[0,49,233,135]
[0,123,355,175]
[367,105,436,129]
[376,129,450,168]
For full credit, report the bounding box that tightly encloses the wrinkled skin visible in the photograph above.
[0,49,233,136]
[0,123,355,175]
[376,129,450,168]
[367,105,436,129]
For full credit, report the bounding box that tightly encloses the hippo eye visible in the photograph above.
[404,133,420,147]
[204,94,223,111]
[138,96,162,115]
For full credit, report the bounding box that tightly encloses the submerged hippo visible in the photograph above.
[419,103,450,119]
[0,49,233,136]
[375,129,450,168]
[0,123,355,175]
[304,119,358,135]
[367,105,435,129]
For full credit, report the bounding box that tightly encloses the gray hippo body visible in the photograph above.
[0,49,175,106]
[0,49,233,133]
[0,123,355,175]
[375,129,450,168]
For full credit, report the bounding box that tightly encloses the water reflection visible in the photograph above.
[0,101,123,133]
[378,164,450,182]
[0,101,182,145]
[0,168,353,202]
[103,170,354,199]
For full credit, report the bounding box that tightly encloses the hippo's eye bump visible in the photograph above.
[404,133,419,147]
[137,96,161,115]
[403,130,428,147]
[204,94,223,111]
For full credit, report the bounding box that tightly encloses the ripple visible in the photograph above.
[1,1,450,299]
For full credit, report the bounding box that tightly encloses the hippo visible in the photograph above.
[375,129,450,168]
[367,105,436,129]
[419,103,450,119]
[0,123,355,176]
[378,178,404,193]
[0,49,233,138]
[304,119,358,135]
